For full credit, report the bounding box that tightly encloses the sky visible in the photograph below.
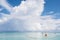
[0,0,60,32]
[43,0,60,19]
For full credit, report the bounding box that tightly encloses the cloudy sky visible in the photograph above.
[0,0,60,32]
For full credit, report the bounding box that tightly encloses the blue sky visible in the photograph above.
[0,0,60,32]
[43,0,60,19]
[7,0,22,7]
[44,0,60,13]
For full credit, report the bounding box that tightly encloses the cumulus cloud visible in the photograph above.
[40,15,60,31]
[10,0,45,31]
[0,0,60,32]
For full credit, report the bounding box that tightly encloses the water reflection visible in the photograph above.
[0,32,60,40]
[24,32,57,40]
[25,32,43,40]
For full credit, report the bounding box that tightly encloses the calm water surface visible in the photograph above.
[0,32,60,40]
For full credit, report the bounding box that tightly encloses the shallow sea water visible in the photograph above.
[0,32,60,40]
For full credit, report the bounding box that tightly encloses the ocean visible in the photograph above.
[0,32,60,40]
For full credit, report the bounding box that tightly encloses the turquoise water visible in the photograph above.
[0,32,60,40]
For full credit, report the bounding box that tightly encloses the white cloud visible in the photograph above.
[0,0,12,12]
[0,13,11,24]
[10,0,45,31]
[0,0,12,24]
[40,15,60,31]
[12,0,45,16]
[0,0,60,32]
[5,0,60,31]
